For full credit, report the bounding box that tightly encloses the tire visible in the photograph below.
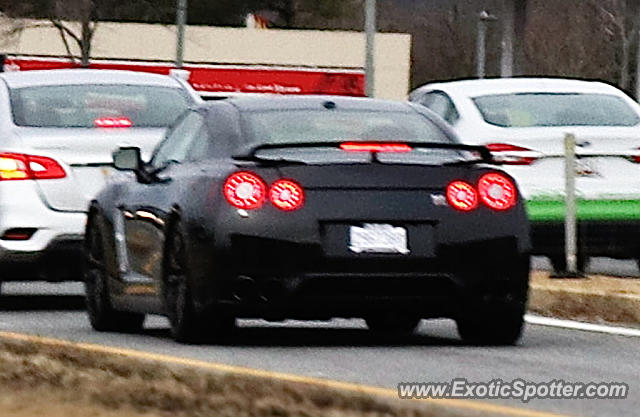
[162,220,234,344]
[456,256,529,346]
[456,302,525,346]
[84,217,145,333]
[365,315,420,334]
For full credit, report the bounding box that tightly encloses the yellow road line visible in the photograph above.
[0,330,577,417]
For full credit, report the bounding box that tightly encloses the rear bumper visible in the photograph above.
[0,238,84,281]
[0,181,86,281]
[531,220,640,258]
[191,237,530,320]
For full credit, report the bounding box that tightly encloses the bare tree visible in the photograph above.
[594,0,640,90]
[49,0,96,67]
[1,0,174,66]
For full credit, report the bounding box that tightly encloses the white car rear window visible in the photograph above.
[11,84,190,128]
[472,93,640,127]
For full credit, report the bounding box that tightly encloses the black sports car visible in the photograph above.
[85,96,531,344]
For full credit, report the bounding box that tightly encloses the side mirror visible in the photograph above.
[113,147,142,171]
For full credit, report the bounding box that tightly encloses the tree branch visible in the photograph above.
[49,19,81,44]
[54,24,78,63]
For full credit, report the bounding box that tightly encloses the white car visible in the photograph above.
[410,78,640,271]
[0,69,201,293]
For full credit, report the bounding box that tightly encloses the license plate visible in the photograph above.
[349,223,409,254]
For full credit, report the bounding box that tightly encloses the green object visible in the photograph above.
[526,199,640,221]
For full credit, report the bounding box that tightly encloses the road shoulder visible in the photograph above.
[528,271,640,325]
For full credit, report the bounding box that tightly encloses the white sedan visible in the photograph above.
[0,69,201,293]
[410,78,640,271]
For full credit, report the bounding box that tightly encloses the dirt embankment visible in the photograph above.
[528,271,640,324]
[0,337,471,417]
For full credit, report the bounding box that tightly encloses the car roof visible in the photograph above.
[223,95,416,112]
[417,77,625,98]
[0,69,183,89]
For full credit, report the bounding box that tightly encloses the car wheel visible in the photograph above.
[456,256,529,346]
[84,217,145,333]
[162,220,234,344]
[456,302,525,346]
[549,254,587,274]
[365,314,420,334]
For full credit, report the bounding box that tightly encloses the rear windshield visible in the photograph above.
[11,84,191,128]
[243,109,451,144]
[241,109,470,165]
[472,93,640,127]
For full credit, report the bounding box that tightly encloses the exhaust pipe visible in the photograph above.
[232,276,259,302]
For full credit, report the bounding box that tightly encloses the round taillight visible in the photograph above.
[269,179,305,211]
[446,181,478,211]
[478,173,517,211]
[223,172,267,210]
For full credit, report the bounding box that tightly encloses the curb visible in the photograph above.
[528,275,640,324]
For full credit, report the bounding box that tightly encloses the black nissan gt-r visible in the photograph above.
[85,96,531,344]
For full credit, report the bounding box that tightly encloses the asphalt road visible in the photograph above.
[1,264,638,417]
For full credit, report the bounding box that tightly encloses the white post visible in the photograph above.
[477,11,496,79]
[564,133,578,274]
[364,0,376,97]
[500,0,514,77]
[477,15,487,78]
[176,0,187,68]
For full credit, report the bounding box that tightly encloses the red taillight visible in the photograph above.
[478,173,517,211]
[224,172,267,210]
[0,153,66,181]
[269,179,305,211]
[223,173,307,212]
[485,143,538,165]
[28,155,67,179]
[446,181,479,211]
[340,142,412,153]
[95,117,133,128]
[1,228,37,241]
[631,147,640,163]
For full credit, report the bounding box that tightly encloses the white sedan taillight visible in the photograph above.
[485,143,541,165]
[0,153,66,181]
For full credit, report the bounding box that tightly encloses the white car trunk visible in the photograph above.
[15,127,165,212]
[467,125,640,200]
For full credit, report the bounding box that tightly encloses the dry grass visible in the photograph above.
[528,271,640,324]
[0,337,470,417]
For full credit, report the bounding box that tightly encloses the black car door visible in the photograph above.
[116,110,208,301]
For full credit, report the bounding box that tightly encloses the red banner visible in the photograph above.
[3,56,365,97]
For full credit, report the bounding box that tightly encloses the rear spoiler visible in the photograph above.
[233,141,495,164]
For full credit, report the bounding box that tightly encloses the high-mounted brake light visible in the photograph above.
[478,173,517,210]
[485,143,539,165]
[223,172,267,210]
[340,142,412,153]
[0,153,66,181]
[269,179,305,211]
[94,117,133,128]
[446,181,478,212]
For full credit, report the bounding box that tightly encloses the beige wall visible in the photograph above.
[1,20,411,99]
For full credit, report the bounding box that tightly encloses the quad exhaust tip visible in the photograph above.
[232,276,286,302]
